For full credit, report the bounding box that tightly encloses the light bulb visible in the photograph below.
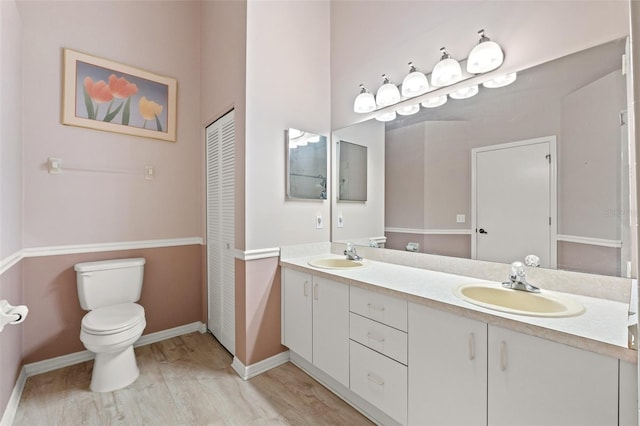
[482,72,517,88]
[375,111,397,122]
[431,48,462,87]
[397,104,420,116]
[353,84,376,113]
[401,62,429,97]
[449,85,479,99]
[420,95,447,108]
[376,74,401,107]
[467,29,504,74]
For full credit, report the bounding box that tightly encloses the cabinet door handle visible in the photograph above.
[313,283,318,300]
[303,281,309,297]
[367,331,385,343]
[468,332,475,360]
[500,340,508,371]
[367,372,385,386]
[367,303,385,312]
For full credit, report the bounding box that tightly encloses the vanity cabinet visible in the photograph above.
[408,303,487,426]
[488,326,618,426]
[281,268,349,387]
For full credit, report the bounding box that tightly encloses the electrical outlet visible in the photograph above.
[48,157,62,174]
[337,213,344,228]
[456,214,466,223]
[144,165,154,180]
[316,214,323,229]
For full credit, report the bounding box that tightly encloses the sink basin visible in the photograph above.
[308,258,365,269]
[454,283,584,317]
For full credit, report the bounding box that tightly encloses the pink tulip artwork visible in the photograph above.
[63,49,177,142]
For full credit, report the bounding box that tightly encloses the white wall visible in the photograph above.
[245,0,331,250]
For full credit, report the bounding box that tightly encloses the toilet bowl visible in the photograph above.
[75,258,146,393]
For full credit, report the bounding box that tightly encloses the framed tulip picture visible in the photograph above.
[62,48,177,142]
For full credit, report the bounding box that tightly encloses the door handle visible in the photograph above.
[478,228,488,234]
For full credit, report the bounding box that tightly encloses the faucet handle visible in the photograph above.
[511,261,525,278]
[524,254,540,267]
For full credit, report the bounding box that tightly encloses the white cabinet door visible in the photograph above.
[282,268,313,363]
[313,276,350,387]
[408,303,487,426]
[488,326,618,426]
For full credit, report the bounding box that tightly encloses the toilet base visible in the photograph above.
[90,345,140,392]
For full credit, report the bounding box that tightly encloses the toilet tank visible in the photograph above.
[75,258,146,310]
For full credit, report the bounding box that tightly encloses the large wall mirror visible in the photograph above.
[331,37,634,278]
[286,128,328,200]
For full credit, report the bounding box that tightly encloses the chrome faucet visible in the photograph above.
[502,261,540,293]
[344,243,363,261]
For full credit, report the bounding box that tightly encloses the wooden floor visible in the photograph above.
[13,332,372,425]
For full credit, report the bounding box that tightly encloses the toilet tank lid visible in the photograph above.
[74,257,146,272]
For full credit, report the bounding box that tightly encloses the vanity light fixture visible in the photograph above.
[421,95,448,108]
[401,62,429,97]
[482,72,517,88]
[397,104,420,116]
[449,84,479,100]
[431,47,462,87]
[353,84,377,113]
[375,111,397,122]
[376,74,401,107]
[467,29,504,74]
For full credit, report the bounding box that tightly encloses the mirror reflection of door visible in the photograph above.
[472,137,556,268]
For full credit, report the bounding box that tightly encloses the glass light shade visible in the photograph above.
[482,72,517,88]
[467,41,504,74]
[449,85,479,99]
[353,86,376,113]
[375,111,397,122]
[421,95,447,108]
[397,104,420,116]
[376,78,401,107]
[431,57,462,87]
[401,67,429,97]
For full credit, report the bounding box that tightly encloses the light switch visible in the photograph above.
[337,213,344,228]
[144,165,154,180]
[456,214,466,223]
[316,214,323,229]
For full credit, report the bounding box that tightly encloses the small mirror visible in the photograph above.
[338,140,368,201]
[286,128,328,200]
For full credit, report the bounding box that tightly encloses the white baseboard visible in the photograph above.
[231,350,290,380]
[0,367,26,426]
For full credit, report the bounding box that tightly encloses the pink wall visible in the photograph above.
[22,245,203,364]
[18,0,203,247]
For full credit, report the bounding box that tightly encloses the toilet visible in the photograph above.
[75,257,147,392]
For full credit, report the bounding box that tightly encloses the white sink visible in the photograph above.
[308,258,365,269]
[454,283,584,317]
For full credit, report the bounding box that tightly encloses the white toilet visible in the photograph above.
[75,257,147,392]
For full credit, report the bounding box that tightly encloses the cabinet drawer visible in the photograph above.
[350,312,407,365]
[350,286,407,331]
[350,340,408,424]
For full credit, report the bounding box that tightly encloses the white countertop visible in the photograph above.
[281,254,636,363]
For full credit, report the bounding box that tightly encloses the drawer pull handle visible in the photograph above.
[367,303,385,312]
[468,332,475,360]
[366,332,385,343]
[303,281,309,297]
[313,283,318,300]
[500,340,508,371]
[367,372,385,386]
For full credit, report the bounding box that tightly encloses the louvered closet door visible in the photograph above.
[206,110,235,355]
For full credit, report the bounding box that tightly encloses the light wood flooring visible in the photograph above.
[12,332,373,425]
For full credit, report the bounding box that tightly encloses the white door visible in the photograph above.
[472,137,556,268]
[206,110,235,355]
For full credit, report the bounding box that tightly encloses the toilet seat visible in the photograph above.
[82,303,145,335]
